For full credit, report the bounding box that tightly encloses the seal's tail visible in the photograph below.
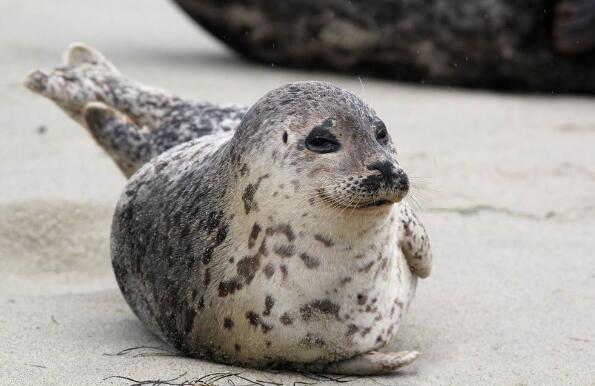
[24,43,178,176]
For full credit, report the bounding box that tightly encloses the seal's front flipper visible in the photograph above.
[297,351,419,375]
[83,102,154,177]
[398,202,432,279]
[554,0,595,54]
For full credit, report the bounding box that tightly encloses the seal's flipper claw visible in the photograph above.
[64,43,119,73]
[553,0,595,54]
[83,102,153,177]
[297,351,419,376]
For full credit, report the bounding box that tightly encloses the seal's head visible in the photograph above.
[233,81,408,211]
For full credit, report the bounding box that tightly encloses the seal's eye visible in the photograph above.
[305,124,340,154]
[375,123,388,145]
[305,136,340,154]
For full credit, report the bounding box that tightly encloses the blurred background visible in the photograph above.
[0,1,594,385]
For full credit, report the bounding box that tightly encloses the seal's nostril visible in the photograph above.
[396,169,409,191]
[366,161,397,180]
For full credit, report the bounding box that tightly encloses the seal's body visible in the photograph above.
[25,44,432,375]
[174,0,595,94]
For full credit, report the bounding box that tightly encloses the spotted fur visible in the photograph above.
[25,44,433,375]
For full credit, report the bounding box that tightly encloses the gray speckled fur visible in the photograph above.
[25,45,433,375]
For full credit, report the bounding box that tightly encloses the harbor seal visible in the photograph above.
[24,44,433,375]
[174,0,595,93]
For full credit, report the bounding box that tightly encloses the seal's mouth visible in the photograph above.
[317,190,398,210]
[357,199,392,208]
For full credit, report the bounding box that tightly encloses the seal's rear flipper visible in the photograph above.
[64,43,120,73]
[25,43,247,177]
[295,350,419,376]
[83,102,154,177]
[24,43,177,130]
[554,0,595,54]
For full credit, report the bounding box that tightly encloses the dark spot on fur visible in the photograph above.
[280,264,288,280]
[263,295,275,316]
[299,253,320,269]
[242,184,257,214]
[263,263,275,279]
[242,175,270,214]
[300,300,340,321]
[361,327,371,337]
[314,234,334,247]
[248,223,261,249]
[340,277,352,286]
[237,255,261,284]
[246,311,260,326]
[246,310,272,333]
[204,268,211,288]
[216,225,229,244]
[223,318,234,329]
[266,223,295,241]
[280,313,293,325]
[300,333,326,348]
[202,221,228,265]
[274,244,295,258]
[218,278,243,297]
[346,324,359,336]
[260,322,273,334]
[282,131,288,143]
[183,307,197,335]
[234,343,241,352]
[358,261,375,273]
[240,163,249,176]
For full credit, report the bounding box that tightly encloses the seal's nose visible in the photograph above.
[394,169,409,191]
[367,161,398,180]
[366,161,409,190]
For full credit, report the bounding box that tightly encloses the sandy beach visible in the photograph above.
[1,0,594,384]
